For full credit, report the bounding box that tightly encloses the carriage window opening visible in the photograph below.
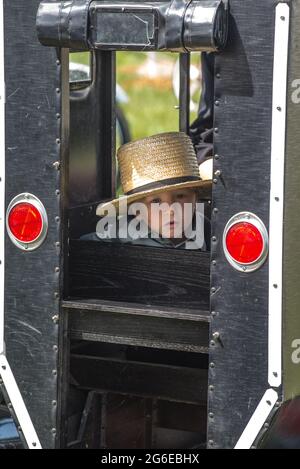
[69,51,92,90]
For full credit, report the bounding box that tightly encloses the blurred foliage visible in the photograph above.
[70,51,201,142]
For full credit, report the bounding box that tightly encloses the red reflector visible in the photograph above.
[225,222,264,264]
[8,202,43,243]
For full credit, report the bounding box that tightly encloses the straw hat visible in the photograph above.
[96,132,212,215]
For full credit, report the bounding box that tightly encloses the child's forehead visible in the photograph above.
[144,188,196,200]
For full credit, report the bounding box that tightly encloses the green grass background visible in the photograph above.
[71,51,200,142]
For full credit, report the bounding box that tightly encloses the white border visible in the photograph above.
[235,389,278,449]
[0,1,41,449]
[0,355,41,449]
[268,2,290,388]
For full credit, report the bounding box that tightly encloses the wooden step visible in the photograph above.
[62,299,210,353]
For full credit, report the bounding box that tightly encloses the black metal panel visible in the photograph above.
[68,240,210,310]
[208,0,278,449]
[4,0,61,448]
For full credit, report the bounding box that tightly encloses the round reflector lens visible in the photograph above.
[225,221,264,264]
[8,202,43,243]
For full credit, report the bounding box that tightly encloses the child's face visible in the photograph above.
[138,188,197,240]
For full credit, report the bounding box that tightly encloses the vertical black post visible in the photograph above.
[179,53,190,134]
[95,51,116,199]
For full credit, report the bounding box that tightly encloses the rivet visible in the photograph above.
[32,442,37,447]
[210,362,215,369]
[212,332,220,341]
[214,170,222,177]
[273,284,278,289]
[212,260,217,266]
[209,385,215,392]
[275,197,280,202]
[53,345,58,352]
[8,403,12,408]
[55,190,60,196]
[55,242,60,248]
[273,372,278,377]
[213,208,219,214]
[215,100,220,107]
[264,423,269,429]
[56,60,60,66]
[277,106,282,112]
[51,428,57,435]
[216,72,221,79]
[52,315,59,324]
[54,292,59,299]
[52,400,57,407]
[211,287,216,294]
[53,162,60,171]
[1,365,6,370]
[209,413,214,419]
[56,113,61,119]
[213,179,218,184]
[55,267,60,273]
[55,216,60,223]
[52,369,57,376]
[281,16,285,21]
[212,236,217,243]
[56,88,60,94]
[214,154,220,160]
[214,128,219,134]
[56,138,61,145]
[208,440,214,446]
[210,340,215,346]
[266,400,272,406]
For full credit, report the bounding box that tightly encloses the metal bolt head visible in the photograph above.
[212,332,220,341]
[52,315,59,324]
